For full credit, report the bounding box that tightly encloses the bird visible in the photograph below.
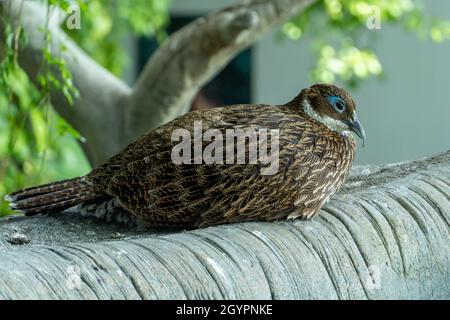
[5,83,365,229]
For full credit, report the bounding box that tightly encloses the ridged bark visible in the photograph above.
[0,151,448,299]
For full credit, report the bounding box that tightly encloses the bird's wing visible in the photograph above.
[86,107,231,186]
[197,118,345,226]
[87,105,290,224]
[88,104,289,184]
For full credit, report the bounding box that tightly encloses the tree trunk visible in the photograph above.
[1,151,448,299]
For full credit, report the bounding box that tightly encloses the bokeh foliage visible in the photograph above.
[0,0,449,216]
[63,0,171,76]
[0,0,171,216]
[282,0,450,86]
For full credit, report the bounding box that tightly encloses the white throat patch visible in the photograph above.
[302,98,349,134]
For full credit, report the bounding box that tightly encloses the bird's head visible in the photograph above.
[289,83,366,145]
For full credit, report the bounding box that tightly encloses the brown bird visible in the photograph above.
[5,83,365,229]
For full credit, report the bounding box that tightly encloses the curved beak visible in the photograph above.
[344,113,366,147]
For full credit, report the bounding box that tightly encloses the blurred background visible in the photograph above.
[157,0,450,165]
[1,0,449,215]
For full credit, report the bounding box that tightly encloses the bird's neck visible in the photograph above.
[301,98,350,136]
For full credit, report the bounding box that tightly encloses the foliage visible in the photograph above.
[0,6,88,215]
[282,0,450,87]
[0,0,171,216]
[64,0,171,76]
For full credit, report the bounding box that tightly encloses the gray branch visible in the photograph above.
[1,0,317,166]
[128,0,316,142]
[1,151,449,299]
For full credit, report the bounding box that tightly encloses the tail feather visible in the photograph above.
[6,177,81,202]
[11,186,88,209]
[5,177,100,216]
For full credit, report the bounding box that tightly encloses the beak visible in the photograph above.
[344,114,366,147]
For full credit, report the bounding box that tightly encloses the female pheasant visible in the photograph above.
[6,83,365,228]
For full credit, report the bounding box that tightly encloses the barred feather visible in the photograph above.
[6,178,99,216]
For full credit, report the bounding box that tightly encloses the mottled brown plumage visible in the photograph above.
[6,84,365,229]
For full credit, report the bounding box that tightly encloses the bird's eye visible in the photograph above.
[327,96,346,113]
[335,100,345,112]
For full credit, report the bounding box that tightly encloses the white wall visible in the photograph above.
[171,0,450,164]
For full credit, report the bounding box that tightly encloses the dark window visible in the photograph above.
[137,15,252,110]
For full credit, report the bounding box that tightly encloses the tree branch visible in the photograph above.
[0,151,449,299]
[1,0,132,165]
[128,0,317,144]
